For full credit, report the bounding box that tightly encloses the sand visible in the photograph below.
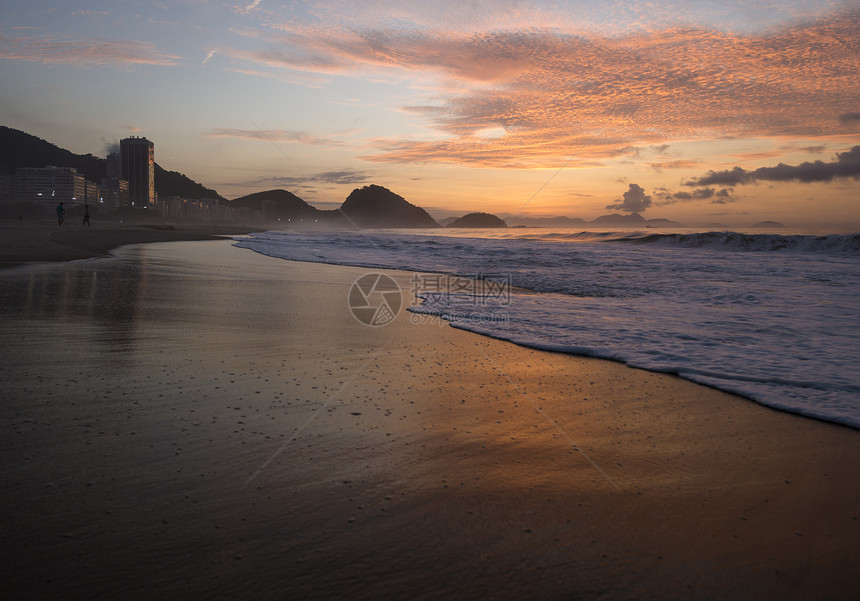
[1,236,859,600]
[0,217,261,268]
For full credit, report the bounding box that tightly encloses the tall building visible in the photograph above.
[103,150,129,209]
[120,136,155,208]
[106,151,122,180]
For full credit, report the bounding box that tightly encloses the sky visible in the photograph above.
[1,0,859,228]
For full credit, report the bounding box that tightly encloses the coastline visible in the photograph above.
[0,217,266,268]
[1,238,858,599]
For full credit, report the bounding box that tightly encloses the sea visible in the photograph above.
[235,228,860,430]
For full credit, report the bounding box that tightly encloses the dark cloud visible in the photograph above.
[839,112,860,124]
[685,146,860,187]
[711,189,734,204]
[656,187,732,206]
[686,166,750,186]
[606,183,651,213]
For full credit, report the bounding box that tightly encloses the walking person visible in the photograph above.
[56,202,64,226]
[82,204,90,227]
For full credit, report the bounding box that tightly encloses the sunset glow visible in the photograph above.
[1,0,858,227]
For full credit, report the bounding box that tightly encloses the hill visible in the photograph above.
[340,185,439,228]
[0,126,105,181]
[154,164,224,201]
[447,212,507,228]
[0,126,223,201]
[229,189,325,221]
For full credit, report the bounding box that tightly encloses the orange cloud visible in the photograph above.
[231,8,860,167]
[650,160,702,171]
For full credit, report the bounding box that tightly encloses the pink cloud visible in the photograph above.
[231,7,860,167]
[207,127,356,147]
[0,33,180,67]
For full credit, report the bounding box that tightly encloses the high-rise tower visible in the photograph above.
[120,136,155,208]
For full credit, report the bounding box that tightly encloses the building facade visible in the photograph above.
[14,166,88,209]
[100,176,129,209]
[120,136,155,208]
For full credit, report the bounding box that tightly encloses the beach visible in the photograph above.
[1,232,859,600]
[0,218,261,268]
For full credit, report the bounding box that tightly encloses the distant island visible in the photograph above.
[506,212,682,228]
[447,212,507,228]
[504,215,588,227]
[588,212,682,227]
[750,221,786,229]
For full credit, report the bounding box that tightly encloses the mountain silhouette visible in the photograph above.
[447,212,507,228]
[339,185,439,228]
[230,189,324,221]
[0,126,106,181]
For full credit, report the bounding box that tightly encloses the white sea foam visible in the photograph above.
[236,229,860,429]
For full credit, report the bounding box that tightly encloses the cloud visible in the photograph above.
[286,170,372,186]
[0,33,180,67]
[685,146,860,186]
[650,159,701,171]
[657,187,733,206]
[232,169,373,189]
[225,7,860,167]
[606,184,652,213]
[207,128,352,147]
[203,49,217,64]
[839,112,860,124]
[711,189,734,204]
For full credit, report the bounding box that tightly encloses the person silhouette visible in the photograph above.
[82,204,90,227]
[56,202,65,226]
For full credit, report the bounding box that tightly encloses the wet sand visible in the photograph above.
[1,239,859,600]
[0,218,261,268]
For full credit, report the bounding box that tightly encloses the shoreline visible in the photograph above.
[7,218,858,433]
[1,239,858,599]
[0,217,267,268]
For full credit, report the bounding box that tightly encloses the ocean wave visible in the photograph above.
[235,229,860,430]
[620,232,860,254]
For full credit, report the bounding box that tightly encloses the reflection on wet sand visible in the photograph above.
[1,240,859,601]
